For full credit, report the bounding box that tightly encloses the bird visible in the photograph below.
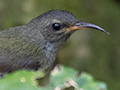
[0,10,109,73]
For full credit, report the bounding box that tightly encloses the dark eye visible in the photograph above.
[52,23,61,31]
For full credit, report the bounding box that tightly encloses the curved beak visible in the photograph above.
[67,22,109,34]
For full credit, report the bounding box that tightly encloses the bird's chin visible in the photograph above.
[62,33,72,42]
[65,30,76,35]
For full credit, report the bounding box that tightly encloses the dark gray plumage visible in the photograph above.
[0,10,108,73]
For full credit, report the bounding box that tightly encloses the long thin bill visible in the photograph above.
[75,22,109,34]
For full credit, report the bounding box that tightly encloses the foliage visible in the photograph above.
[0,66,108,90]
[0,0,119,89]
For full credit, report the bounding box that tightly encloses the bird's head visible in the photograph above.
[28,10,109,44]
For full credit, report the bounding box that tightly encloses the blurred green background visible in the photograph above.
[0,0,119,90]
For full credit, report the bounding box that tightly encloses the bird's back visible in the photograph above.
[0,26,46,73]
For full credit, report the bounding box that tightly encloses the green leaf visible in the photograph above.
[0,66,108,90]
[39,65,108,90]
[0,70,44,90]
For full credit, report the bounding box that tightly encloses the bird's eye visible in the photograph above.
[52,23,61,31]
